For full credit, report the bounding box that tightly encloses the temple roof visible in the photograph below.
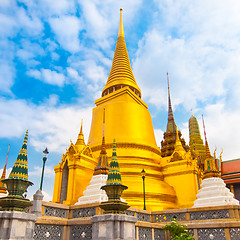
[102,9,141,98]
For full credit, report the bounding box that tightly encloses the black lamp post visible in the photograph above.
[40,147,49,191]
[141,169,146,210]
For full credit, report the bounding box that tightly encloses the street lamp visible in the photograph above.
[141,169,146,210]
[40,147,49,191]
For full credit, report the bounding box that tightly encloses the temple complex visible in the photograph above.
[52,9,205,211]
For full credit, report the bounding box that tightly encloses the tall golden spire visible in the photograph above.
[76,119,85,146]
[102,8,141,98]
[202,115,220,179]
[166,72,176,133]
[94,109,109,175]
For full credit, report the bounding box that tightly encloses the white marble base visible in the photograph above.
[75,174,108,205]
[193,177,239,208]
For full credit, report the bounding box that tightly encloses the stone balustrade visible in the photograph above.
[31,201,240,240]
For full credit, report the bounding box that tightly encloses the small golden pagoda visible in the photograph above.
[189,113,206,170]
[53,121,96,205]
[52,9,202,210]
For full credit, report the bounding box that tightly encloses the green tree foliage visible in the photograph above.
[162,218,194,240]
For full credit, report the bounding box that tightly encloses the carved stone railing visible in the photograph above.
[32,201,240,240]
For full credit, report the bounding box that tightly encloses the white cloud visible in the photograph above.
[0,13,17,37]
[47,94,59,106]
[27,69,41,79]
[49,15,83,53]
[41,0,75,16]
[0,97,93,153]
[27,69,66,87]
[0,61,15,93]
[67,67,83,84]
[17,7,43,36]
[41,69,65,86]
[16,40,44,62]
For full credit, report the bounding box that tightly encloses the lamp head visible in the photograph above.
[141,169,146,177]
[43,147,49,155]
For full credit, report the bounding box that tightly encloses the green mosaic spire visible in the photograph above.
[9,130,29,181]
[106,139,122,185]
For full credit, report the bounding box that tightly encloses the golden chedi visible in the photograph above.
[88,9,177,210]
[53,9,201,210]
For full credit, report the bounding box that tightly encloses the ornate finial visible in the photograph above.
[220,149,223,162]
[9,130,29,180]
[80,119,83,133]
[202,114,212,158]
[94,109,109,175]
[201,116,220,179]
[166,72,176,133]
[0,144,10,193]
[191,109,193,116]
[76,120,85,146]
[202,115,207,143]
[1,144,10,180]
[103,108,105,136]
[118,8,124,37]
[174,126,181,147]
[213,146,217,160]
[173,126,186,155]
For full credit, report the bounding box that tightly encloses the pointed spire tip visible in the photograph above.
[118,8,124,37]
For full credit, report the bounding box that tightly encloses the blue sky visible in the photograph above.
[1,0,240,201]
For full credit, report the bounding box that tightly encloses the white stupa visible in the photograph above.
[75,112,109,205]
[193,177,239,207]
[193,130,239,208]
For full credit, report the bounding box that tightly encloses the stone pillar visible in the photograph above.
[32,189,44,217]
[0,211,37,240]
[91,214,137,240]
